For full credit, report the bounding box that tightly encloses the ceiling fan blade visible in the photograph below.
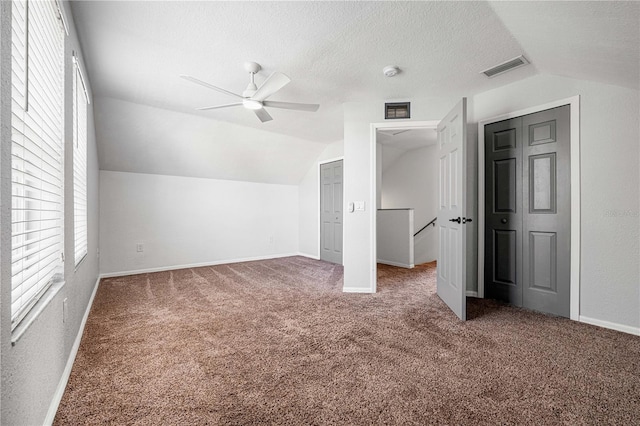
[251,72,291,101]
[263,100,320,112]
[254,108,273,123]
[197,102,243,111]
[180,75,243,99]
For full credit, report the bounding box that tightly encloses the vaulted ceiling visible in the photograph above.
[70,1,639,184]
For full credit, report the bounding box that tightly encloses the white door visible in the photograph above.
[320,160,343,264]
[437,98,467,320]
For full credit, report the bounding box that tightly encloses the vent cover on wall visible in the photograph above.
[481,55,530,78]
[385,102,410,119]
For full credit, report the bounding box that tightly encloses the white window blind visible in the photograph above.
[73,56,88,265]
[11,0,65,328]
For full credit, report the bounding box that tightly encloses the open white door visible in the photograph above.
[437,98,467,320]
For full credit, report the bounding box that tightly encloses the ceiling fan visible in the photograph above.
[180,62,320,123]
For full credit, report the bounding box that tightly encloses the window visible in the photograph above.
[11,0,65,329]
[73,56,88,265]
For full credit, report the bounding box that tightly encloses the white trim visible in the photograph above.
[343,286,375,294]
[99,253,300,278]
[72,53,91,104]
[370,124,377,293]
[579,316,640,336]
[477,96,581,320]
[466,291,478,298]
[298,252,321,260]
[377,260,414,269]
[44,276,101,426]
[317,157,344,264]
[54,0,69,36]
[318,156,344,165]
[370,121,440,294]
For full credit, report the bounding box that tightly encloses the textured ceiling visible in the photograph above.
[70,1,639,183]
[489,1,640,91]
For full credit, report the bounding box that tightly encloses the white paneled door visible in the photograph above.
[320,160,343,265]
[437,99,468,320]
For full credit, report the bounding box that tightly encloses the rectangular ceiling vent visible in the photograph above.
[481,55,529,78]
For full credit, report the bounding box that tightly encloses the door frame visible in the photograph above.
[477,95,581,320]
[370,120,440,292]
[318,157,344,263]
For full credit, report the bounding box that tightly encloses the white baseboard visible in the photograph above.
[343,287,374,294]
[579,315,640,336]
[377,259,414,269]
[99,253,300,278]
[466,291,478,297]
[44,276,101,426]
[297,252,320,260]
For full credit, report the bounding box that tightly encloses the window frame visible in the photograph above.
[73,54,89,267]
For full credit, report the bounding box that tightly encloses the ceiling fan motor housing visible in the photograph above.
[244,61,261,74]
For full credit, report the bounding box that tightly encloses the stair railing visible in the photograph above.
[414,217,437,237]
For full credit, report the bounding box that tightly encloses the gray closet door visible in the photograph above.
[320,160,343,265]
[522,106,570,317]
[485,105,570,317]
[485,117,523,306]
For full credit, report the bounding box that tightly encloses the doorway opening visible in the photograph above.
[376,127,439,269]
[371,121,440,293]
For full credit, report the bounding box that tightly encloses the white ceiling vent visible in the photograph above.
[481,55,529,78]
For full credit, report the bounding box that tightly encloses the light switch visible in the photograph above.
[355,201,365,211]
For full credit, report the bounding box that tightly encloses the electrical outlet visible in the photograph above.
[136,243,144,253]
[63,298,68,323]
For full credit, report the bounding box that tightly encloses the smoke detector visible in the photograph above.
[383,65,400,77]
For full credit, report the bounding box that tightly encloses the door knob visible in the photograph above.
[501,218,508,224]
[462,218,473,224]
[449,217,461,223]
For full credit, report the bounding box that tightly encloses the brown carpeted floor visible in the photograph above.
[55,256,639,425]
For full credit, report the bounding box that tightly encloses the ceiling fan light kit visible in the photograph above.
[181,62,320,123]
[242,99,263,110]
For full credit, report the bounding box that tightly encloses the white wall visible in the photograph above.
[377,209,414,268]
[343,98,465,291]
[298,140,344,259]
[343,73,639,332]
[381,145,439,264]
[0,2,101,424]
[100,171,299,275]
[95,97,328,185]
[472,73,640,331]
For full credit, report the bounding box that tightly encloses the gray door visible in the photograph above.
[484,117,523,306]
[485,105,570,317]
[320,160,343,264]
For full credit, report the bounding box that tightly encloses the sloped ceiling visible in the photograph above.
[378,129,438,172]
[70,1,639,184]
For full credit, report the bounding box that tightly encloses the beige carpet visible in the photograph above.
[55,256,639,425]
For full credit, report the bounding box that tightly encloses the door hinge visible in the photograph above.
[61,252,65,262]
